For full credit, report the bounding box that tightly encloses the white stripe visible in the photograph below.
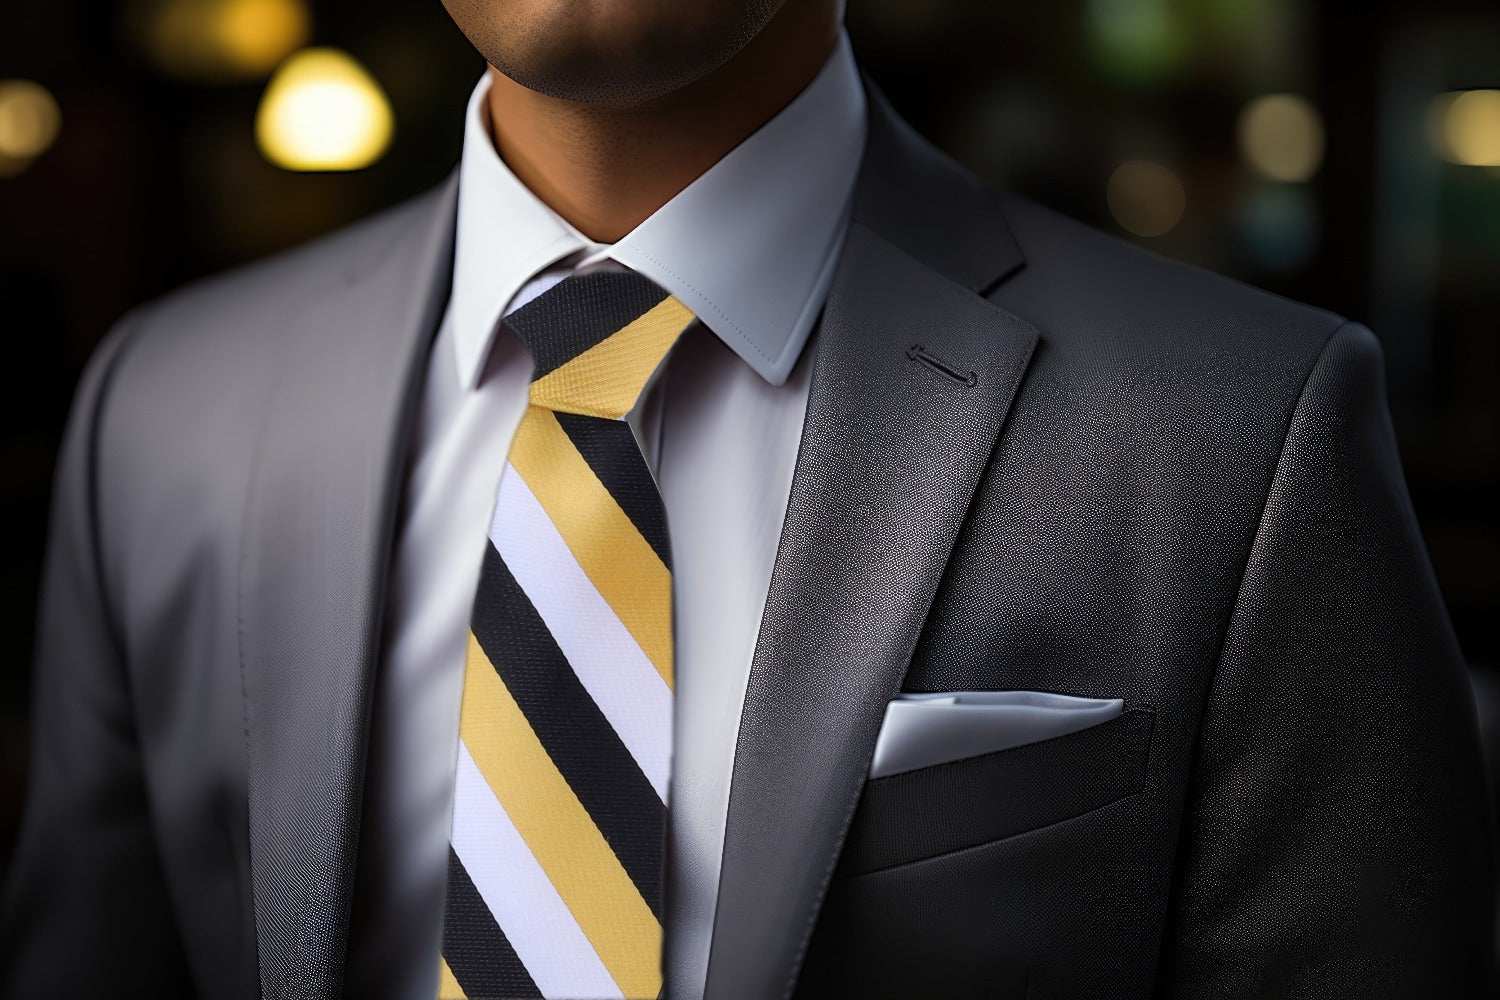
[491,463,673,800]
[451,742,624,1000]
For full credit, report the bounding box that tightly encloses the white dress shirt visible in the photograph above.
[349,32,867,999]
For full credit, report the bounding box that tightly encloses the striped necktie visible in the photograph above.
[440,270,695,1000]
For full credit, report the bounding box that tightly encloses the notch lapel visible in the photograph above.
[238,176,458,999]
[703,89,1039,999]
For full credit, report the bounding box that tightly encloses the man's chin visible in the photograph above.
[449,0,776,106]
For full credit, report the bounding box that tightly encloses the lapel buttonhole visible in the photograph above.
[906,343,978,387]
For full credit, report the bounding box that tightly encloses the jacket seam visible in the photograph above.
[841,783,1146,881]
[80,305,154,670]
[69,303,205,989]
[1149,314,1358,987]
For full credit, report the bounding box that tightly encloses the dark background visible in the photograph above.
[2,0,1497,929]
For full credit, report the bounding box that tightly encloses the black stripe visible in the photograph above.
[443,847,543,1000]
[554,411,671,566]
[506,271,670,380]
[470,544,667,920]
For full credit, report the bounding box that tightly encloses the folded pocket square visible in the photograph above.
[869,690,1126,778]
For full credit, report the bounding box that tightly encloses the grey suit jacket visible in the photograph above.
[3,87,1494,999]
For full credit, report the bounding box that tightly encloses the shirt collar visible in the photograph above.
[449,30,867,390]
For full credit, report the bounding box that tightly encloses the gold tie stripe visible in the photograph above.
[441,271,694,1000]
[504,411,675,686]
[529,294,698,420]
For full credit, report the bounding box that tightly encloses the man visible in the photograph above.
[2,0,1493,996]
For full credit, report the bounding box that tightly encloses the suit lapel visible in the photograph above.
[238,176,458,999]
[703,89,1038,999]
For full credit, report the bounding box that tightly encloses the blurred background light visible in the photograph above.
[0,80,61,178]
[1237,182,1319,270]
[1238,93,1325,182]
[255,48,394,172]
[1107,159,1186,237]
[1086,0,1190,87]
[1430,89,1500,167]
[130,0,311,82]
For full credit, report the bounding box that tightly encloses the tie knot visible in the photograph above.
[506,270,696,420]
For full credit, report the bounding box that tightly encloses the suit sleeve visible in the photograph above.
[0,313,196,997]
[1157,322,1496,997]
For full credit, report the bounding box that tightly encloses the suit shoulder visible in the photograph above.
[986,191,1373,480]
[993,190,1347,365]
[107,179,452,387]
[78,178,452,498]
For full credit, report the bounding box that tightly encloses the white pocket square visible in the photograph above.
[869,690,1125,778]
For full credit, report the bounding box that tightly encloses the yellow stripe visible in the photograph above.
[461,634,663,999]
[529,296,695,419]
[437,957,466,999]
[507,408,674,689]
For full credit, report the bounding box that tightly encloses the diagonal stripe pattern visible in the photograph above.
[442,271,695,1000]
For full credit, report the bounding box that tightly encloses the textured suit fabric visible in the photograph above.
[0,313,202,998]
[1,83,1492,1000]
[790,199,1495,997]
[1158,321,1489,996]
[0,194,453,1000]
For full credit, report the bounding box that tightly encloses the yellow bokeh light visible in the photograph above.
[0,80,61,167]
[1107,159,1186,238]
[217,0,311,75]
[255,48,394,172]
[1238,94,1325,183]
[1432,90,1500,167]
[137,0,310,82]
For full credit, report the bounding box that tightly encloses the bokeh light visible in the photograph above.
[1107,159,1186,237]
[255,48,394,172]
[1237,183,1319,271]
[1238,93,1325,183]
[0,80,61,178]
[1430,89,1500,167]
[1085,0,1190,87]
[133,0,311,82]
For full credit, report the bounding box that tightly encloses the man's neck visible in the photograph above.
[483,3,841,244]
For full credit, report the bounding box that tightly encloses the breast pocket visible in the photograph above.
[835,708,1155,878]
